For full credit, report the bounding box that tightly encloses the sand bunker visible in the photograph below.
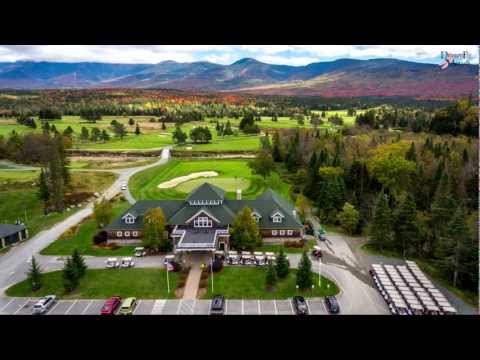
[157,171,219,189]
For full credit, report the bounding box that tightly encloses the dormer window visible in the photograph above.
[272,215,283,223]
[252,211,262,223]
[122,213,136,224]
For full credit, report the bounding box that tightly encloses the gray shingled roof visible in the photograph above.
[0,224,26,238]
[187,183,225,202]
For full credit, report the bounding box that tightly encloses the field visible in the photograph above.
[41,199,133,256]
[129,159,291,201]
[5,268,178,299]
[202,267,339,299]
[68,156,157,170]
[0,110,361,152]
[0,170,117,238]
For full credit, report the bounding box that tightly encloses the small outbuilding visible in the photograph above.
[0,223,28,249]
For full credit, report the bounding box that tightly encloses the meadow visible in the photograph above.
[129,159,291,201]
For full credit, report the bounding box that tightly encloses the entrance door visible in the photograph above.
[219,242,225,251]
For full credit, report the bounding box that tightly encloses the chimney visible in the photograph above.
[236,189,242,200]
[292,210,297,218]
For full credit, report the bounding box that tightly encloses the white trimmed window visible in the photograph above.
[125,231,130,237]
[194,216,212,228]
[272,230,278,236]
[279,230,285,236]
[287,230,293,236]
[116,231,123,237]
[272,215,282,223]
[124,215,135,224]
[132,231,138,237]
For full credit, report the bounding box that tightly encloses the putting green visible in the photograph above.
[175,177,250,193]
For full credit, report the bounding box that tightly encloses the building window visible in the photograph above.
[194,216,212,228]
[287,230,293,236]
[132,231,138,237]
[279,230,285,236]
[273,216,282,223]
[252,214,260,223]
[116,231,123,237]
[272,230,278,236]
[125,216,135,224]
[125,231,130,237]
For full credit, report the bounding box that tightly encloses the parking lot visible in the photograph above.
[0,297,330,315]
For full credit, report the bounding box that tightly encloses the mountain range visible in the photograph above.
[0,58,477,99]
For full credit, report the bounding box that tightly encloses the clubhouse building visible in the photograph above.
[105,183,303,253]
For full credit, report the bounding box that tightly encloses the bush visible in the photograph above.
[200,270,209,280]
[93,230,108,245]
[199,279,208,288]
[209,259,224,273]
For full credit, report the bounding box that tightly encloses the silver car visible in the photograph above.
[32,295,57,315]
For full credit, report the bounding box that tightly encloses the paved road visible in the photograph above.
[0,147,171,295]
[0,297,328,315]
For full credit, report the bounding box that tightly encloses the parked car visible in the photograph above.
[120,257,135,268]
[318,232,327,242]
[100,296,122,315]
[324,296,340,314]
[292,296,309,315]
[120,181,128,191]
[118,297,137,315]
[134,247,146,257]
[210,295,225,315]
[32,295,57,315]
[105,257,120,268]
[311,245,323,258]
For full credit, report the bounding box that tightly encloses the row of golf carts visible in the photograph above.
[217,251,279,266]
[105,257,135,269]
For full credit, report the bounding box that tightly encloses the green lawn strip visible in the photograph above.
[129,159,290,201]
[255,239,316,254]
[41,200,133,256]
[361,243,478,307]
[5,268,178,299]
[203,267,339,299]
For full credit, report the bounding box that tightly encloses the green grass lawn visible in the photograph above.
[5,268,178,299]
[41,199,133,256]
[129,159,291,200]
[255,239,316,254]
[0,171,117,238]
[202,267,339,299]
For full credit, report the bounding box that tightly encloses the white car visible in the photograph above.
[120,257,135,268]
[120,184,128,191]
[105,257,120,268]
[32,295,57,315]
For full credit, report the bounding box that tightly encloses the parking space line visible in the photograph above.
[82,300,94,315]
[258,300,261,315]
[242,299,244,315]
[133,300,143,315]
[319,298,328,314]
[0,299,14,312]
[224,299,227,314]
[274,300,278,315]
[47,300,61,314]
[289,299,294,314]
[13,299,29,315]
[177,300,183,315]
[65,300,77,315]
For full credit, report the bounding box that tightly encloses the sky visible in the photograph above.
[0,45,477,65]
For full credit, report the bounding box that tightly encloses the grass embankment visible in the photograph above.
[129,159,291,201]
[5,268,178,299]
[361,243,478,307]
[255,239,316,254]
[202,267,339,299]
[41,199,133,256]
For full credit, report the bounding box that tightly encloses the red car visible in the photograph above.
[100,296,122,315]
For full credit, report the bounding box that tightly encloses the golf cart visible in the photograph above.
[214,250,225,262]
[317,228,327,241]
[265,252,276,264]
[253,252,266,266]
[241,254,253,265]
[163,254,175,265]
[311,245,323,258]
[227,254,239,265]
[134,247,146,257]
[105,257,120,268]
[120,257,135,268]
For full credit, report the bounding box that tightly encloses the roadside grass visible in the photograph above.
[361,243,478,307]
[255,239,316,254]
[41,199,132,256]
[0,171,117,238]
[129,159,291,201]
[69,157,157,170]
[5,268,178,299]
[202,267,339,299]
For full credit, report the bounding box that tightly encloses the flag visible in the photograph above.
[166,262,174,271]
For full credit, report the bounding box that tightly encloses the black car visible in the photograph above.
[292,296,309,315]
[210,295,225,315]
[324,296,340,314]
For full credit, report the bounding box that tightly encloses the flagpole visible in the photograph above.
[166,264,170,293]
[211,252,214,293]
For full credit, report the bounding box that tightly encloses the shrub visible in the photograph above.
[199,279,208,288]
[93,230,108,245]
[209,259,224,273]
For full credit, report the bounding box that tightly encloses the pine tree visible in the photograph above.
[101,130,110,142]
[275,247,290,279]
[296,251,313,290]
[406,142,417,162]
[27,256,42,291]
[63,256,79,293]
[161,121,166,130]
[370,192,393,251]
[135,123,141,135]
[265,262,277,290]
[71,248,87,278]
[47,140,65,212]
[393,194,419,257]
[271,132,282,162]
[462,148,469,164]
[80,127,89,142]
[37,168,50,211]
[430,174,456,254]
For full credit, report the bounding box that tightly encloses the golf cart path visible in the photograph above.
[0,147,171,296]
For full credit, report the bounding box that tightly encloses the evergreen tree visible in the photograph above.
[172,124,187,144]
[275,247,290,279]
[63,256,79,293]
[135,123,141,135]
[296,251,313,290]
[370,192,393,251]
[161,121,166,130]
[71,248,87,278]
[393,194,419,257]
[27,256,42,291]
[265,262,277,290]
[337,202,360,235]
[37,167,50,210]
[430,174,456,254]
[101,130,110,142]
[271,132,282,162]
[462,148,469,164]
[406,142,417,162]
[47,139,65,212]
[80,127,89,142]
